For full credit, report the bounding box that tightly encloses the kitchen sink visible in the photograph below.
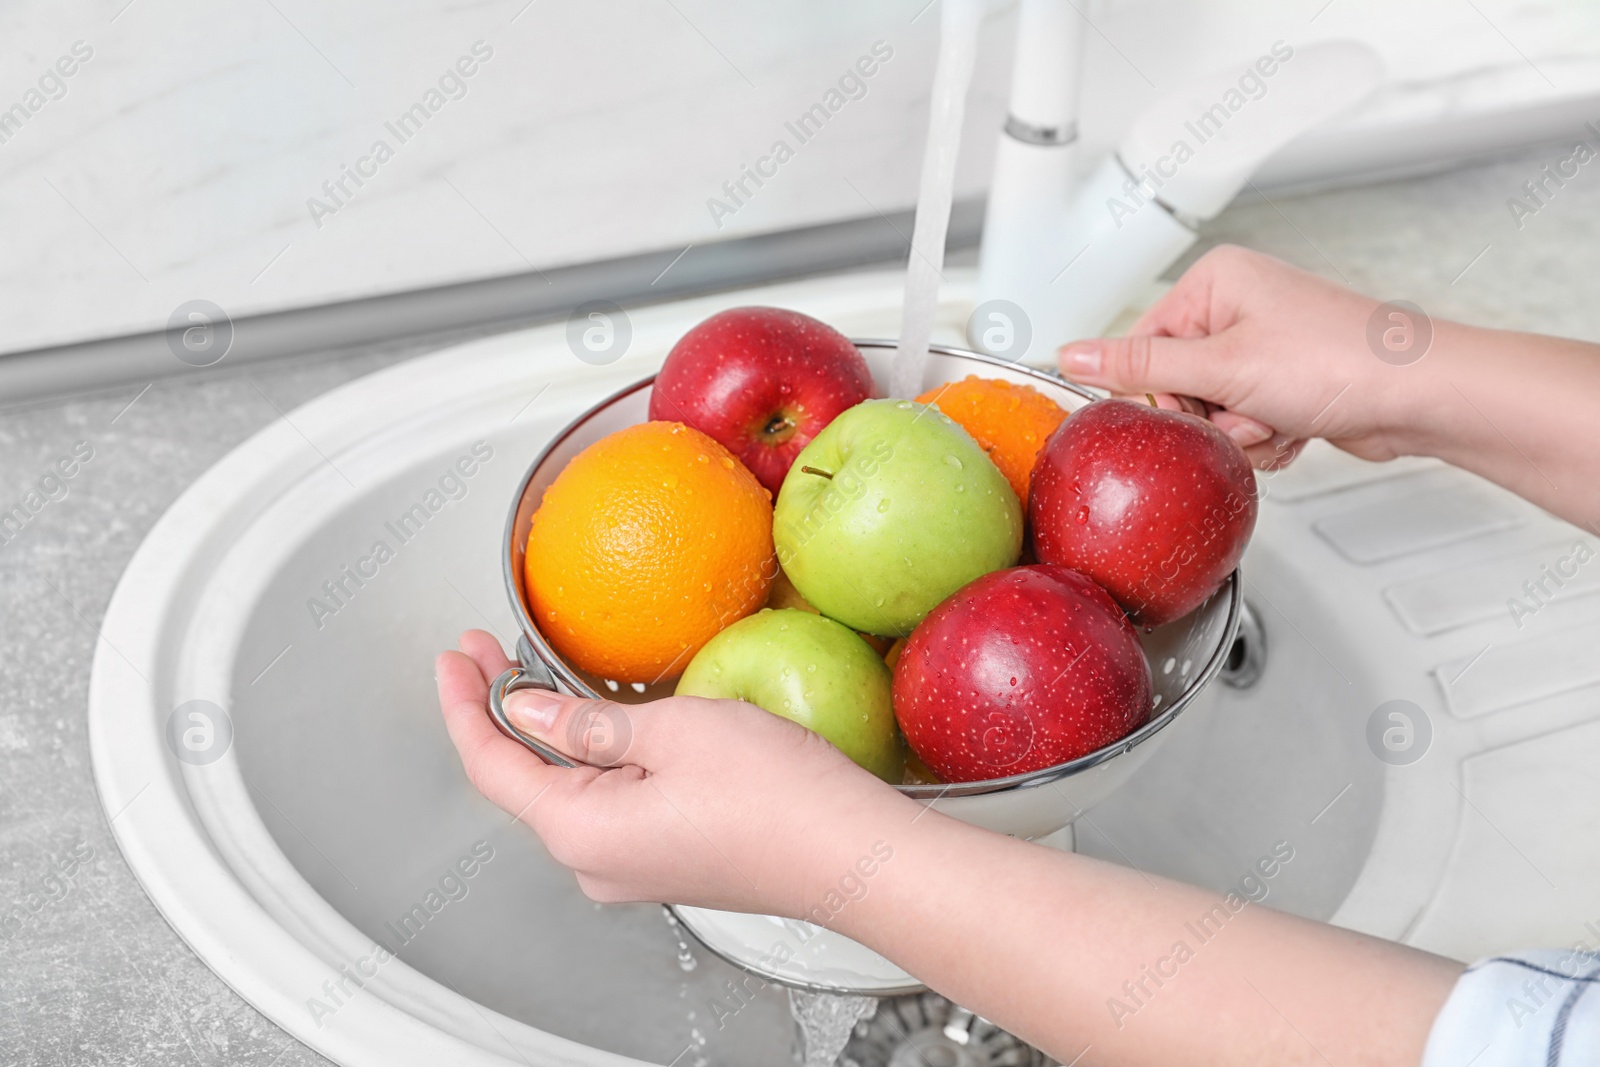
[89,269,1600,1066]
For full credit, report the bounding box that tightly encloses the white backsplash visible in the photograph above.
[0,0,1596,356]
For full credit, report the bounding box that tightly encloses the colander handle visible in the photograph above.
[487,665,581,769]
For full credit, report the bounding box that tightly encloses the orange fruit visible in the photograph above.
[916,376,1068,506]
[524,421,776,683]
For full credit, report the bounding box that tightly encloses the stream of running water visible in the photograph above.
[789,988,879,1067]
[889,0,988,399]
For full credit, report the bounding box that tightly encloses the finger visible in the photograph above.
[502,688,709,770]
[502,688,643,769]
[1110,391,1207,418]
[1059,333,1233,403]
[1244,437,1306,471]
[1107,392,1272,450]
[1207,409,1275,448]
[436,649,578,819]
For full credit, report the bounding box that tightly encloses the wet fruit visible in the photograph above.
[773,399,1022,637]
[916,376,1068,506]
[676,608,904,782]
[892,565,1153,782]
[766,568,893,655]
[648,307,875,495]
[524,421,775,683]
[1030,399,1256,626]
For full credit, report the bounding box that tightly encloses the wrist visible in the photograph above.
[1382,319,1501,461]
[777,785,923,927]
[820,803,982,945]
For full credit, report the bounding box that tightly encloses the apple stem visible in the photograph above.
[800,465,834,480]
[1145,393,1158,408]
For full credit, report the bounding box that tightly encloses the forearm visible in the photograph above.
[834,810,1460,1067]
[1399,322,1600,530]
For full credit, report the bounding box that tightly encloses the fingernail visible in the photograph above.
[1060,342,1102,378]
[506,690,560,733]
[1227,422,1273,448]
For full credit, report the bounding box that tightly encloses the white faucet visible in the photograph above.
[974,3,1385,359]
[973,0,1086,359]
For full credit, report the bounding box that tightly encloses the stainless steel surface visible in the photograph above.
[1002,116,1079,146]
[845,993,1051,1067]
[487,662,577,769]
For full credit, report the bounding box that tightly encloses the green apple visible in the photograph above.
[675,608,903,782]
[773,399,1022,636]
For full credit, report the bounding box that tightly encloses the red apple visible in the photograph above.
[1030,399,1257,626]
[892,565,1152,783]
[648,307,875,494]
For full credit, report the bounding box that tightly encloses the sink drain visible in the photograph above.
[841,993,1051,1067]
[1218,599,1266,690]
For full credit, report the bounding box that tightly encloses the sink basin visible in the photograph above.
[89,269,1600,1066]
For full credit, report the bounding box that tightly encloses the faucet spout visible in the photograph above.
[974,0,1087,363]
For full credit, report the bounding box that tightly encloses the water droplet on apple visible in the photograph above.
[806,663,816,673]
[1009,677,1017,686]
[955,484,965,493]
[874,596,885,607]
[1074,506,1089,525]
[877,499,891,513]
[896,401,913,410]
[943,455,963,470]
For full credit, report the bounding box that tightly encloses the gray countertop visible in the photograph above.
[3,144,1599,1065]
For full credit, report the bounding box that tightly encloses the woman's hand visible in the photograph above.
[1059,245,1421,470]
[1063,243,1600,526]
[436,630,914,918]
[437,634,1463,1067]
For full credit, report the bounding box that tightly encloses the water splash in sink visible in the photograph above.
[663,905,700,972]
[789,989,878,1067]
